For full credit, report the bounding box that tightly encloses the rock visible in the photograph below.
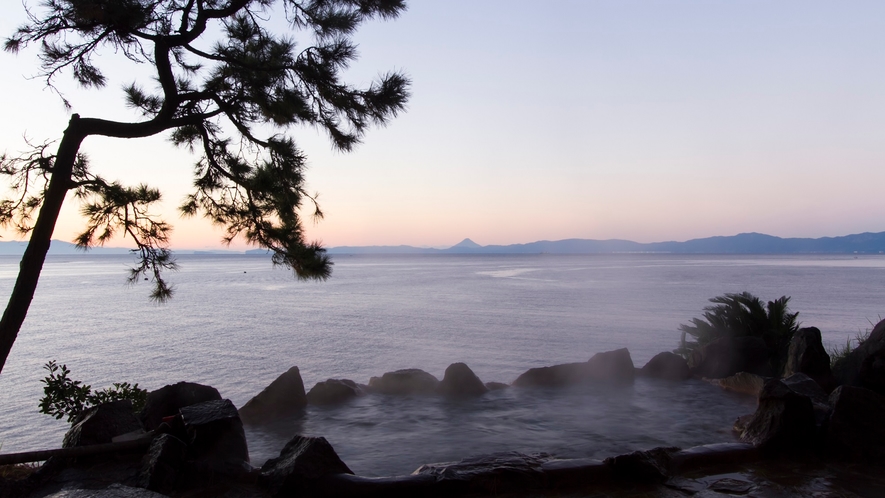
[669,443,759,473]
[412,451,550,494]
[239,366,307,423]
[640,352,691,381]
[367,369,440,395]
[781,373,832,430]
[711,372,767,397]
[63,400,144,448]
[260,435,353,496]
[604,447,679,483]
[733,413,754,434]
[306,379,363,406]
[140,382,222,431]
[437,363,488,397]
[688,336,773,379]
[512,362,589,387]
[783,327,836,392]
[781,372,829,405]
[857,348,885,396]
[513,349,635,387]
[709,477,753,494]
[42,484,168,497]
[585,348,635,383]
[137,434,187,495]
[179,399,250,473]
[739,378,816,453]
[485,382,510,391]
[833,318,885,387]
[826,385,885,460]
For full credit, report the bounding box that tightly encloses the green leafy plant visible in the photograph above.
[675,292,800,371]
[39,360,147,423]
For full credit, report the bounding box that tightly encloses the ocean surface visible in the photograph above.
[0,253,883,476]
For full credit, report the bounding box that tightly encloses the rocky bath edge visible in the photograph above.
[4,319,885,496]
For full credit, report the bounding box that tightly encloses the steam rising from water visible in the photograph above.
[245,378,756,476]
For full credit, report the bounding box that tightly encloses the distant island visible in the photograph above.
[2,231,885,256]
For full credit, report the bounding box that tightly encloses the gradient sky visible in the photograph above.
[0,1,883,250]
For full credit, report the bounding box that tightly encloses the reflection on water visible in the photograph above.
[245,377,757,477]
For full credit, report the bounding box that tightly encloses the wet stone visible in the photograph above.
[180,399,250,471]
[709,477,753,494]
[260,435,353,496]
[140,382,221,431]
[43,484,168,497]
[368,368,440,395]
[664,477,706,494]
[137,433,187,495]
[63,400,143,448]
[306,378,363,406]
[239,366,307,423]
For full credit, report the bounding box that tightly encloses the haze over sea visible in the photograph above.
[1,253,883,475]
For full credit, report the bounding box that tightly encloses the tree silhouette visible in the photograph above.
[0,0,410,373]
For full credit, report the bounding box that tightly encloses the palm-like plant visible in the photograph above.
[675,292,799,372]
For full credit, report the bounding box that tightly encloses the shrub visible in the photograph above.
[39,361,147,423]
[675,292,800,371]
[828,326,873,369]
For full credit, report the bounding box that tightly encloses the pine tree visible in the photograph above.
[0,0,410,373]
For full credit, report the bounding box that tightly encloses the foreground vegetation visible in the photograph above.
[675,292,799,371]
[39,361,146,423]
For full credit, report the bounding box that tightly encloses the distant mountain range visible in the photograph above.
[2,231,885,256]
[326,232,885,255]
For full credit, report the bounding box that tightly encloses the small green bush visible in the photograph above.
[39,360,147,423]
[675,292,799,372]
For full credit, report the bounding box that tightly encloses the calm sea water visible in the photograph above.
[0,253,883,475]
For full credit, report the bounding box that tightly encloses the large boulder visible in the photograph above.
[689,336,772,379]
[826,385,885,460]
[513,349,635,387]
[367,369,440,395]
[306,379,364,406]
[140,382,222,431]
[833,318,885,387]
[512,362,588,388]
[783,327,835,392]
[640,352,691,381]
[856,348,885,396]
[739,378,816,453]
[239,366,307,424]
[781,372,829,405]
[180,399,250,474]
[260,435,353,497]
[63,400,144,448]
[437,363,488,397]
[585,348,635,383]
[137,433,188,495]
[782,372,832,429]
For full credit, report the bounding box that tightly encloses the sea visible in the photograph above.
[0,253,883,476]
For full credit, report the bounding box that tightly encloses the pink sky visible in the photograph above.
[1,1,883,251]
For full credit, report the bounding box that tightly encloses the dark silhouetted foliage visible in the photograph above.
[675,292,800,372]
[0,0,410,373]
[39,360,147,423]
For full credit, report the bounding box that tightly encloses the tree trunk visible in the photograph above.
[0,115,84,374]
